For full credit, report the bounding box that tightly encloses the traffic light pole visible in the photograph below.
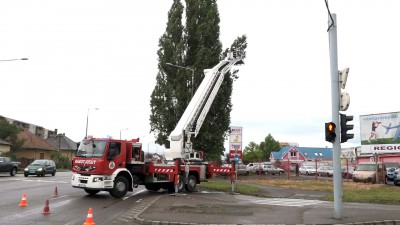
[328,13,343,219]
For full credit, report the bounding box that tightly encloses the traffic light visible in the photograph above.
[325,122,336,143]
[339,68,350,111]
[340,113,354,143]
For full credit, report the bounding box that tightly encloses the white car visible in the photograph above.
[317,166,333,177]
[299,165,317,176]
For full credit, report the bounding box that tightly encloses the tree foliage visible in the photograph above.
[149,0,247,161]
[0,120,24,159]
[242,134,281,163]
[150,0,185,145]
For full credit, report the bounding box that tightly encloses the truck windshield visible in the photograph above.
[76,140,107,158]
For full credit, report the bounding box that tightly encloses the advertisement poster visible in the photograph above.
[359,111,400,154]
[229,126,242,159]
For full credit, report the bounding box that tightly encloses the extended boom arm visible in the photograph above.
[165,51,244,161]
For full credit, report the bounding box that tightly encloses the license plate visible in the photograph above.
[78,183,86,187]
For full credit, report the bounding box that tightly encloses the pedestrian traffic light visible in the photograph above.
[325,122,336,143]
[339,68,350,111]
[340,113,354,143]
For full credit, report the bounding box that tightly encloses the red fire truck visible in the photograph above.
[71,50,244,198]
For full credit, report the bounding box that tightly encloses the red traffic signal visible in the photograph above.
[325,122,336,143]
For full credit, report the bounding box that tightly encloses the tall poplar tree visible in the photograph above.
[150,0,185,145]
[150,0,247,161]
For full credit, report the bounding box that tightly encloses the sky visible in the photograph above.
[1,0,399,154]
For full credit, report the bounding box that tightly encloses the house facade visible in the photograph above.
[270,146,333,172]
[16,130,58,167]
[45,134,77,160]
[0,139,11,155]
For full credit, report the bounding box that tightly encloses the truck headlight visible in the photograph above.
[24,168,28,171]
[37,168,43,171]
[93,177,103,182]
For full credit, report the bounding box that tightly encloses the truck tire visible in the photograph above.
[145,183,161,192]
[10,168,17,176]
[185,175,197,192]
[109,176,129,198]
[84,189,100,196]
[167,175,184,193]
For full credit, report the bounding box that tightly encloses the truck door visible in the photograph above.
[104,142,122,174]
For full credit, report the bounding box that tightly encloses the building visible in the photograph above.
[16,130,58,167]
[0,115,57,139]
[45,134,77,160]
[0,139,11,155]
[270,146,333,172]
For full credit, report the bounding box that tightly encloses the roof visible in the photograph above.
[18,130,58,151]
[272,146,333,160]
[45,134,77,151]
[0,139,11,146]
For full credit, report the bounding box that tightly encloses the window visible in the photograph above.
[290,152,296,157]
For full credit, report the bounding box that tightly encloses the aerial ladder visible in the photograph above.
[165,50,244,162]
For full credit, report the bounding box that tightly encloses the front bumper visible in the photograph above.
[71,173,114,190]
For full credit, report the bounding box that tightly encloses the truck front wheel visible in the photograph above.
[109,176,129,198]
[185,175,197,192]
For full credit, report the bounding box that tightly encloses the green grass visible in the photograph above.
[198,179,261,195]
[199,178,400,205]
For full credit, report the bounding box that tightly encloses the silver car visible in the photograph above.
[299,165,317,176]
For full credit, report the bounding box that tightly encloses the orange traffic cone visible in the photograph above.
[41,200,51,215]
[53,187,58,197]
[19,193,28,207]
[83,208,96,225]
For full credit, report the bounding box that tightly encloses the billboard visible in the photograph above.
[229,126,242,159]
[360,111,400,154]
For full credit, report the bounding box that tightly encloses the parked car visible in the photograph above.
[352,162,387,184]
[386,167,397,182]
[341,166,355,179]
[264,165,284,175]
[237,164,250,176]
[317,166,333,177]
[252,164,265,174]
[24,159,56,177]
[0,157,20,176]
[394,168,400,186]
[299,165,317,176]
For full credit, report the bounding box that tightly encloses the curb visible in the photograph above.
[130,193,400,225]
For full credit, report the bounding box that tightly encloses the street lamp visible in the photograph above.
[0,58,28,62]
[120,128,129,140]
[165,63,195,97]
[85,108,99,138]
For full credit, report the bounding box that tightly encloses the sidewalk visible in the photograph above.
[133,183,400,225]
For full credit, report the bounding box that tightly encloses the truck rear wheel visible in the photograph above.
[185,175,197,192]
[109,176,129,198]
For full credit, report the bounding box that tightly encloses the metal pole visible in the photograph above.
[328,13,343,219]
[0,58,28,62]
[191,69,195,98]
[85,109,89,139]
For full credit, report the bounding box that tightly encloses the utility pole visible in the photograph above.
[328,13,343,219]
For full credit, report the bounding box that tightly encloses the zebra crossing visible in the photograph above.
[247,197,326,207]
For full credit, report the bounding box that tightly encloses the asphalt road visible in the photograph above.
[0,171,155,225]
